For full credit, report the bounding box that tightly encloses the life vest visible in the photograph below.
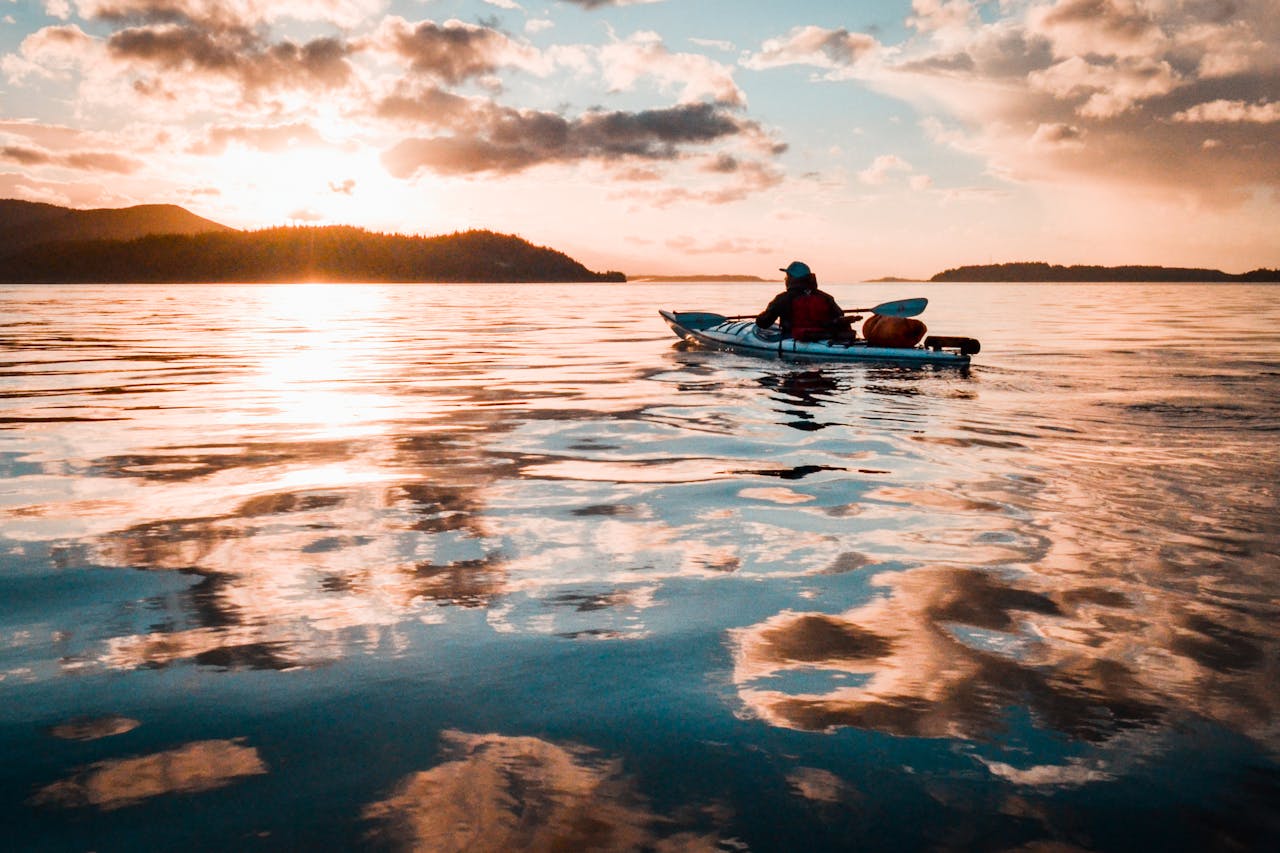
[789,290,832,341]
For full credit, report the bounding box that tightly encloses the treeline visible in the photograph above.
[0,226,626,283]
[930,262,1280,283]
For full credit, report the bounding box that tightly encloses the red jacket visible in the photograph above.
[756,287,845,340]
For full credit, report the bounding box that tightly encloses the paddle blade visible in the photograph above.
[664,310,730,331]
[867,297,927,318]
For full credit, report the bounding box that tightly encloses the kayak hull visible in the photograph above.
[660,310,972,366]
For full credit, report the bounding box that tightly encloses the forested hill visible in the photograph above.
[0,225,626,283]
[930,262,1280,282]
[0,199,232,254]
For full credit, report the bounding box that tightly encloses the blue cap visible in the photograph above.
[780,261,811,278]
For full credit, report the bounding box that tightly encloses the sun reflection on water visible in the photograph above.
[245,284,404,438]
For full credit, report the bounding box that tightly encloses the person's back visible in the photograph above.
[756,261,848,341]
[787,288,840,341]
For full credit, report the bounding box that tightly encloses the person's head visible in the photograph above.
[780,260,816,290]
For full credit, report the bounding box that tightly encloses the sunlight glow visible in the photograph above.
[205,146,435,232]
[251,284,399,437]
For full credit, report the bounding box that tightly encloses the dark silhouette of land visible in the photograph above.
[6,201,1274,285]
[0,200,232,254]
[931,262,1279,282]
[0,201,624,283]
[629,274,767,282]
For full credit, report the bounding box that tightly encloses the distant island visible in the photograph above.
[628,274,768,282]
[866,276,922,283]
[930,262,1279,283]
[0,200,624,283]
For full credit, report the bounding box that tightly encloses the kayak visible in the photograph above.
[659,310,978,366]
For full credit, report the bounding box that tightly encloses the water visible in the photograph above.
[2,282,1278,851]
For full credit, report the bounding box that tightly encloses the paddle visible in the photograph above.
[720,297,928,321]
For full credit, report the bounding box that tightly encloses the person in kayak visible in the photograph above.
[756,261,854,341]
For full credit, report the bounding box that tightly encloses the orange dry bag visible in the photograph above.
[863,315,927,348]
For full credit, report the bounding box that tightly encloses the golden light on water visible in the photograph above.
[248,284,400,437]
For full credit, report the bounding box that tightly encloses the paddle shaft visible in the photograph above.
[724,310,862,320]
[723,296,926,322]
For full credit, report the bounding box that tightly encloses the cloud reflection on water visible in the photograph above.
[5,283,1278,794]
[363,731,725,852]
[30,738,267,811]
[731,553,1277,750]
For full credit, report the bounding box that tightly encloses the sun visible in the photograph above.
[203,142,444,235]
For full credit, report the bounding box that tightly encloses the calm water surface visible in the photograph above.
[2,282,1278,851]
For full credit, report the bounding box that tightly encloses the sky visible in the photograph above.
[1,0,1277,281]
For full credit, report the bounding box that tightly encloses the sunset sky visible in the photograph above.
[2,0,1277,280]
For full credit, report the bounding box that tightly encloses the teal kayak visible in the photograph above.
[659,310,978,366]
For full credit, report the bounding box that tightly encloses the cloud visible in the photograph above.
[73,0,382,29]
[558,0,664,8]
[0,143,143,173]
[743,25,879,76]
[1173,99,1280,123]
[875,0,1280,204]
[1031,121,1086,148]
[369,16,545,85]
[186,122,326,155]
[0,170,131,207]
[908,173,934,191]
[689,37,733,52]
[1028,55,1181,118]
[7,7,778,204]
[105,25,356,99]
[907,0,976,34]
[858,153,912,185]
[380,99,763,178]
[1028,0,1165,59]
[664,234,775,256]
[2,24,95,81]
[0,125,152,189]
[632,155,783,205]
[598,30,744,106]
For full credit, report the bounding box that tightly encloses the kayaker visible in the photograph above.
[756,261,854,341]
